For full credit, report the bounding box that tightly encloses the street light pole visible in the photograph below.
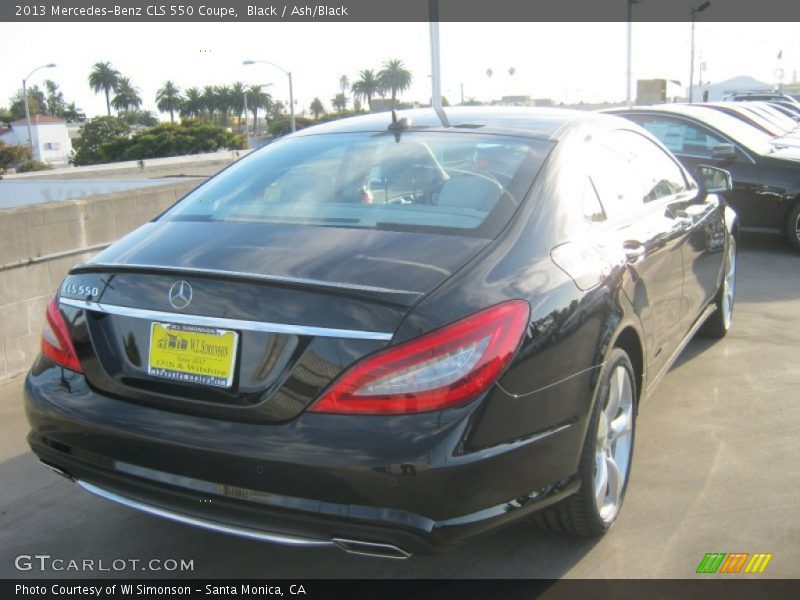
[243,60,295,132]
[21,63,56,160]
[287,71,295,133]
[689,2,711,103]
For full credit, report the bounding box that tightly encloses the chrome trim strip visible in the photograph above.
[59,297,394,341]
[76,480,334,548]
[75,262,423,299]
[40,460,73,480]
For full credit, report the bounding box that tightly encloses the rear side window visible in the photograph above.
[163,131,552,239]
[588,130,687,214]
[587,143,645,217]
[608,130,688,201]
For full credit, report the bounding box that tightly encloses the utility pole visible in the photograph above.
[689,2,711,103]
[626,1,643,106]
[429,0,449,125]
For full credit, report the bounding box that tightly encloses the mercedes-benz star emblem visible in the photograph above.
[168,280,193,309]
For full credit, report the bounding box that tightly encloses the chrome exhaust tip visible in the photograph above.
[331,537,412,559]
[40,460,73,481]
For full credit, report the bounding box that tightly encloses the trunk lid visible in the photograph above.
[60,222,489,422]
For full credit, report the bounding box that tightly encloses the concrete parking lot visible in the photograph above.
[0,233,798,579]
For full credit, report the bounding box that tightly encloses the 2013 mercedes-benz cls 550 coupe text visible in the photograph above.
[25,108,738,558]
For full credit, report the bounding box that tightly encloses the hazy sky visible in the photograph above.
[1,21,798,119]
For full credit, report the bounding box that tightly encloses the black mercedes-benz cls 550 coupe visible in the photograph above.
[25,107,737,558]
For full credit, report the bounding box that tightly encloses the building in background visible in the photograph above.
[494,96,554,107]
[636,79,684,105]
[0,115,73,166]
[688,75,772,103]
[782,82,800,98]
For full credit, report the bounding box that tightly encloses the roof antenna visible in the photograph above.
[387,109,410,142]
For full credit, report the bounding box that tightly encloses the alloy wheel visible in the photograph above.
[795,213,800,244]
[722,238,736,330]
[594,365,634,523]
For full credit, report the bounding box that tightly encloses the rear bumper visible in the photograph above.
[25,361,582,555]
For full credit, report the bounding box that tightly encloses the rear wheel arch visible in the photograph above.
[786,198,800,251]
[610,327,644,408]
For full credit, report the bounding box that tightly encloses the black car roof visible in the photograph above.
[291,106,623,142]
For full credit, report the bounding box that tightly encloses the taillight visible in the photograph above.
[309,300,530,415]
[41,295,83,373]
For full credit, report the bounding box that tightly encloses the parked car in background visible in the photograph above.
[699,103,786,137]
[767,101,800,119]
[697,102,800,148]
[737,102,800,133]
[25,107,738,557]
[609,104,800,251]
[723,92,800,107]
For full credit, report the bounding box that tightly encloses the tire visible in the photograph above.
[788,202,800,253]
[532,348,637,537]
[701,234,737,339]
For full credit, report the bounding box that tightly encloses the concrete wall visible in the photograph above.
[2,149,252,181]
[0,179,200,379]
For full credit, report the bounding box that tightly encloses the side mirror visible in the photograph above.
[696,164,733,194]
[711,143,737,161]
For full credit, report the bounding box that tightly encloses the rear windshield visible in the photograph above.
[162,131,552,238]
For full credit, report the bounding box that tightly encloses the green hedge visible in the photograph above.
[71,117,246,166]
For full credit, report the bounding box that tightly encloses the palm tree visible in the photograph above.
[88,61,120,116]
[310,97,325,120]
[331,93,347,113]
[215,85,233,126]
[230,82,247,129]
[247,84,273,134]
[180,87,204,119]
[378,59,413,110]
[351,69,381,111]
[111,77,142,113]
[269,100,285,121]
[156,81,182,122]
[202,85,218,120]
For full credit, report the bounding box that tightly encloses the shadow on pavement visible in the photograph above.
[734,232,800,303]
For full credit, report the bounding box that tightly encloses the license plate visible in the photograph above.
[148,322,238,388]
